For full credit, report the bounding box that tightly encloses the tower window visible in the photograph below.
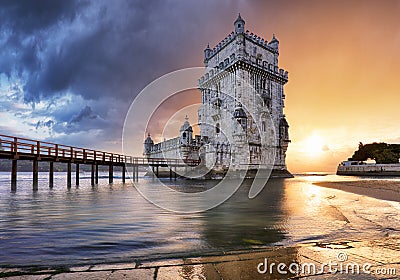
[183,132,186,138]
[262,121,266,132]
[216,123,220,134]
[238,24,241,28]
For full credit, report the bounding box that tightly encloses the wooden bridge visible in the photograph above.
[0,134,200,191]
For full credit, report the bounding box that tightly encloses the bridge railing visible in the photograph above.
[0,134,200,166]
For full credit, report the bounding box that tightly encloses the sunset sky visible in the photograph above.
[1,0,400,172]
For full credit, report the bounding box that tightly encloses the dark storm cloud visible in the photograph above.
[70,105,97,124]
[0,0,87,79]
[0,0,85,34]
[0,0,244,148]
[1,0,241,103]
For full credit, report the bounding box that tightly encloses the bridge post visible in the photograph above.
[91,164,95,186]
[95,164,99,184]
[122,164,126,184]
[169,167,172,180]
[75,163,79,186]
[49,161,54,188]
[136,164,139,180]
[174,166,177,180]
[33,159,38,190]
[109,164,113,184]
[11,159,17,191]
[67,162,72,188]
[156,166,159,177]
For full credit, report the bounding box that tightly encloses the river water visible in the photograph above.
[1,172,399,267]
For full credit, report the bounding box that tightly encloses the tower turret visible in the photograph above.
[268,34,279,50]
[234,13,245,34]
[180,116,193,146]
[279,116,290,143]
[143,133,154,156]
[204,43,212,63]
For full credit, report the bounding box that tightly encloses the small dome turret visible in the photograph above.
[268,34,279,50]
[204,43,212,61]
[180,116,193,145]
[233,103,247,119]
[279,116,289,127]
[180,115,193,132]
[279,116,290,142]
[144,133,154,144]
[234,13,245,34]
[143,133,154,156]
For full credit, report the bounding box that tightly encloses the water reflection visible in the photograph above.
[201,179,287,249]
[1,172,398,268]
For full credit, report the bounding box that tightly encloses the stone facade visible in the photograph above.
[144,15,291,177]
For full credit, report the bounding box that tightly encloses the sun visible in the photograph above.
[303,135,324,157]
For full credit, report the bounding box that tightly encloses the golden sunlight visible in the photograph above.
[302,135,324,157]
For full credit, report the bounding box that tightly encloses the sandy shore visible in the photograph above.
[314,180,400,202]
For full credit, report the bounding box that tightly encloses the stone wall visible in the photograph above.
[337,164,400,176]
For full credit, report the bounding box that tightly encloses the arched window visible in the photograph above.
[182,132,186,138]
[216,123,220,134]
[262,121,266,132]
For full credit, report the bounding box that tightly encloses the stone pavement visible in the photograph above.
[1,235,400,279]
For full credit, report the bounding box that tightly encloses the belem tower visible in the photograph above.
[143,15,292,178]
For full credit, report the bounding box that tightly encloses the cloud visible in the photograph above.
[0,0,241,149]
[0,0,238,104]
[322,145,330,152]
[70,106,97,124]
[35,119,54,130]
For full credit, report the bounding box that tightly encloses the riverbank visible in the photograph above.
[314,180,400,202]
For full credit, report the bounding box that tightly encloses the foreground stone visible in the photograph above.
[1,235,399,279]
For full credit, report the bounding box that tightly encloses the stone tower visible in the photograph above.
[198,14,291,175]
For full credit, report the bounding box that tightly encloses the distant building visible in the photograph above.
[144,15,291,178]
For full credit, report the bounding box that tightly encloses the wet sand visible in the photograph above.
[314,180,400,202]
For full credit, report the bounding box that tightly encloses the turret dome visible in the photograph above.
[233,104,247,118]
[144,133,154,144]
[234,13,245,33]
[180,116,193,132]
[268,34,279,50]
[279,116,289,127]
